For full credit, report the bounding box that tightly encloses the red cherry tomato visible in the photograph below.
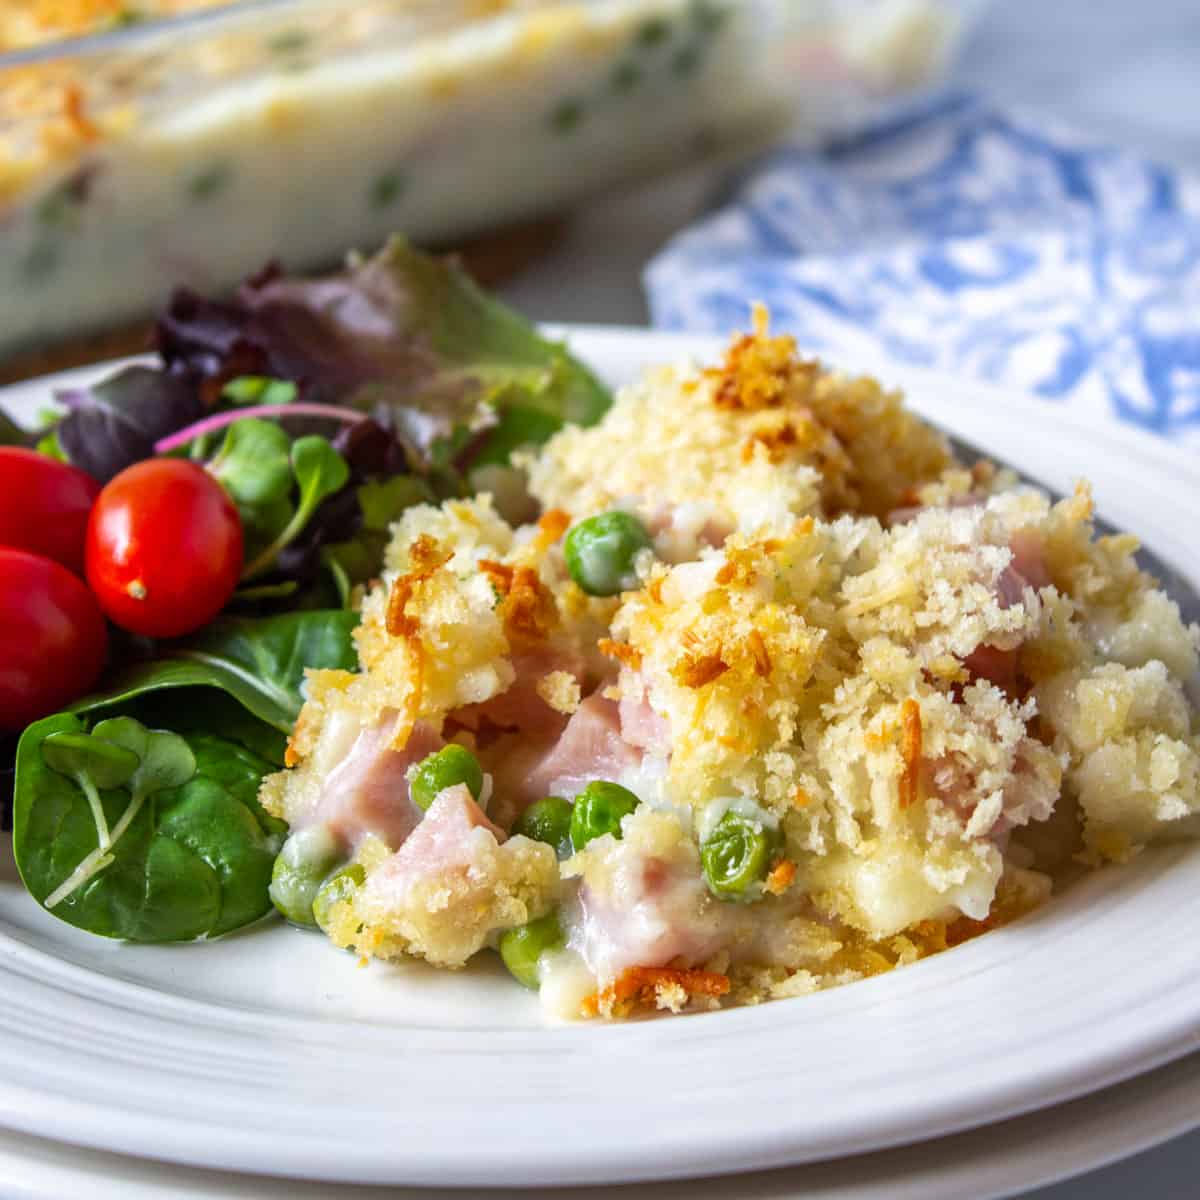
[86,459,243,639]
[0,548,108,731]
[0,448,100,576]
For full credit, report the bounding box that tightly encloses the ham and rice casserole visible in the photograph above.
[260,310,1200,1019]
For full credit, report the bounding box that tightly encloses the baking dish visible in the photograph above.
[0,0,982,359]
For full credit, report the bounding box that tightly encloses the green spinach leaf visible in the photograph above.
[462,403,564,469]
[185,734,287,840]
[14,713,283,941]
[374,238,611,431]
[239,494,295,555]
[292,436,351,518]
[10,609,357,941]
[115,687,289,768]
[81,610,359,732]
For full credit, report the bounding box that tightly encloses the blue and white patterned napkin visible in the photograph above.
[646,94,1200,447]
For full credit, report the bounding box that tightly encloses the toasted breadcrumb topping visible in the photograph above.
[261,314,1200,1017]
[536,669,581,715]
[582,965,732,1019]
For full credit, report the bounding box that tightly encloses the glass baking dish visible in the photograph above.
[0,0,982,362]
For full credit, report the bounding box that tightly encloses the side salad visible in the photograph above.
[0,239,609,943]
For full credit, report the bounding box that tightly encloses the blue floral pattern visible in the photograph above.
[646,95,1200,446]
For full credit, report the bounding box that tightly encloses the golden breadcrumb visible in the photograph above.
[260,314,1200,1016]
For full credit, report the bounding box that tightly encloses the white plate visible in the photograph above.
[1,328,1199,1188]
[2,1045,1200,1200]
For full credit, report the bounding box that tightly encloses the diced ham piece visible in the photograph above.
[452,645,585,739]
[1009,528,1051,589]
[485,688,648,826]
[960,528,1051,694]
[617,673,671,754]
[368,784,506,897]
[644,503,734,561]
[996,528,1051,608]
[994,738,1060,835]
[307,719,442,851]
[925,737,1059,841]
[354,785,516,957]
[576,852,729,982]
[697,518,734,549]
[962,643,1019,694]
[522,691,644,803]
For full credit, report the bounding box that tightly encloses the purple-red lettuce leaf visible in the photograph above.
[53,367,203,483]
[156,237,610,462]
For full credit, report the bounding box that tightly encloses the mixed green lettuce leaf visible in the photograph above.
[52,368,203,483]
[5,239,611,942]
[13,237,609,607]
[156,235,609,458]
[13,610,357,941]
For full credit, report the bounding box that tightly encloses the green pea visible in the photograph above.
[563,511,653,596]
[110,7,144,30]
[671,44,702,76]
[689,1,728,34]
[312,862,366,932]
[267,28,310,54]
[369,168,406,211]
[410,744,484,812]
[570,781,640,851]
[610,59,641,93]
[700,810,781,901]
[549,97,585,134]
[513,797,574,859]
[499,911,565,990]
[22,241,59,283]
[269,828,341,928]
[635,16,671,47]
[188,162,232,202]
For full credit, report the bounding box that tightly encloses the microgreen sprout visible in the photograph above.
[206,418,293,507]
[153,404,366,457]
[40,732,139,857]
[221,377,298,407]
[41,719,196,909]
[240,437,350,580]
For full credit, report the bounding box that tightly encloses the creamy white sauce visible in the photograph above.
[694,794,779,844]
[537,946,596,1020]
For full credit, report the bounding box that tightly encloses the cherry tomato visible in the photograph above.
[0,548,108,731]
[0,448,100,576]
[86,459,243,639]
